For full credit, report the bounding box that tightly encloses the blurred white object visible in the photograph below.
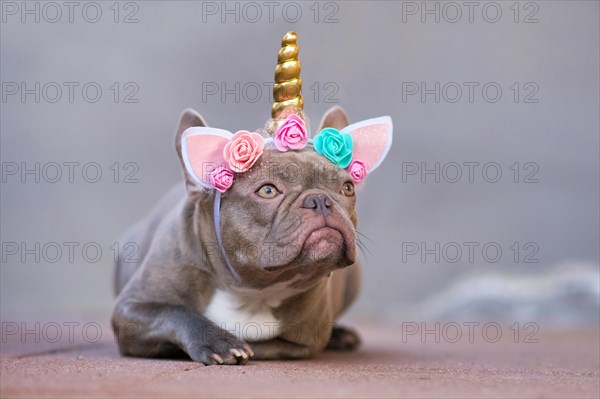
[422,262,600,326]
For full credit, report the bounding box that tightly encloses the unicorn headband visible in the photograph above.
[181,31,393,193]
[180,32,393,282]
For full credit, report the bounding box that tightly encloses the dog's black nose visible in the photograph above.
[302,194,333,214]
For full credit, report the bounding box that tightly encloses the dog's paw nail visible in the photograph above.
[210,353,224,364]
[230,348,249,364]
[243,344,254,357]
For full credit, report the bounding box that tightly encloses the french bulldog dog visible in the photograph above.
[112,32,392,366]
[112,106,386,365]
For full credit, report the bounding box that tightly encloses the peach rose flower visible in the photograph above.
[223,131,265,173]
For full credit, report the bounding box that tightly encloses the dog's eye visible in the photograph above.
[342,182,355,196]
[256,184,280,199]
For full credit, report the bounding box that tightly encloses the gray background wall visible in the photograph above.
[1,1,598,325]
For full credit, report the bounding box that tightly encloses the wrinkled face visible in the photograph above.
[219,147,357,286]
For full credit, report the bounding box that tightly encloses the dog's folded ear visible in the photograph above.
[174,109,213,190]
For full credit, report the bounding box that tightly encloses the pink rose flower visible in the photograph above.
[347,160,367,184]
[223,131,265,173]
[209,166,234,192]
[274,114,308,152]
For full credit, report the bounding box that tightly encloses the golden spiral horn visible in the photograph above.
[272,31,303,119]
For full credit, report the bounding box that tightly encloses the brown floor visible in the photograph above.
[1,323,599,398]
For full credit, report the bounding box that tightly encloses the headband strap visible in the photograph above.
[213,191,241,283]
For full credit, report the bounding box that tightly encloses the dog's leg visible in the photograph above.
[325,325,361,351]
[112,301,253,365]
[324,264,362,351]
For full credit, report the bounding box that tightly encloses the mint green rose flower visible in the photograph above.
[313,128,354,168]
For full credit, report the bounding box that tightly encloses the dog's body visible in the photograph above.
[112,107,365,365]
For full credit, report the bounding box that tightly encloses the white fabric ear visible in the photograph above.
[342,116,393,173]
[180,127,233,188]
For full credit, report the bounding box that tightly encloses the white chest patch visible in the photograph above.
[204,277,303,342]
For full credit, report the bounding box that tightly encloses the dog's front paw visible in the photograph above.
[325,325,361,351]
[186,333,254,365]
